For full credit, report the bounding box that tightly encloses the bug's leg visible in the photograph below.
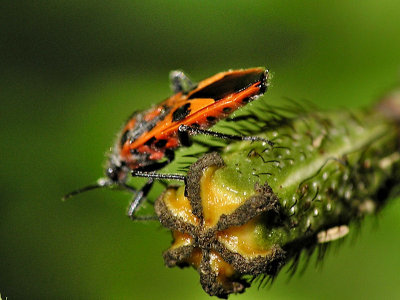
[177,126,192,147]
[128,161,185,221]
[164,149,176,164]
[169,70,197,94]
[127,179,157,221]
[131,171,186,181]
[178,124,274,146]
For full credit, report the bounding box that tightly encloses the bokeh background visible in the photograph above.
[1,1,400,299]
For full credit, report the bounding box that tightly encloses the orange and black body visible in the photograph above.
[65,68,269,218]
[107,67,268,182]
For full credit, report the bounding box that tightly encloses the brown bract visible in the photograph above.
[155,153,286,298]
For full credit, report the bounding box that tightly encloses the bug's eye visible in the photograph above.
[106,166,120,182]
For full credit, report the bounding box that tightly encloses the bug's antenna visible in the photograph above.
[62,178,112,201]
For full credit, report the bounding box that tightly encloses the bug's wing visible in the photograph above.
[169,70,197,94]
[187,68,268,101]
[165,68,269,134]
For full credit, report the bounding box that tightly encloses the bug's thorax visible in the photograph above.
[111,102,175,172]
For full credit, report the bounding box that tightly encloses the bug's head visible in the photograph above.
[105,163,125,183]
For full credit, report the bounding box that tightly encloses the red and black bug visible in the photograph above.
[64,68,271,219]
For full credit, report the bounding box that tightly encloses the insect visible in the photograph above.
[63,67,271,220]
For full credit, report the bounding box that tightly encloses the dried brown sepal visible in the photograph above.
[155,153,285,298]
[216,182,279,231]
[185,151,225,220]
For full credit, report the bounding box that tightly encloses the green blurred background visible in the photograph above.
[1,1,400,299]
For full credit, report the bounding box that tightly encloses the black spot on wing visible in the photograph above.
[155,139,167,148]
[206,116,217,123]
[242,97,251,104]
[144,136,156,146]
[172,103,191,122]
[187,69,266,101]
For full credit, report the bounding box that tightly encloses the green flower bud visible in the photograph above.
[155,91,400,298]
